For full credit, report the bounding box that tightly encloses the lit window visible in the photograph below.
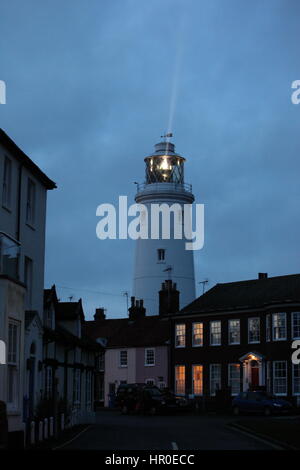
[228,320,240,345]
[210,321,221,346]
[192,365,203,396]
[210,364,221,396]
[157,249,165,261]
[248,317,260,344]
[119,350,128,367]
[145,348,155,366]
[228,364,240,396]
[2,156,12,209]
[192,322,203,347]
[175,365,185,395]
[273,361,287,396]
[26,178,36,226]
[293,364,300,396]
[272,313,286,341]
[175,324,186,348]
[292,312,300,339]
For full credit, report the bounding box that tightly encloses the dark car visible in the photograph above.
[0,401,8,449]
[232,391,293,416]
[116,384,180,415]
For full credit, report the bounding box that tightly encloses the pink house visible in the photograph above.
[85,281,179,407]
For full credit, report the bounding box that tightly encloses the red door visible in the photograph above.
[251,367,259,388]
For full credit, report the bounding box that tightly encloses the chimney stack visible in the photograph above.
[94,308,106,321]
[159,280,180,316]
[128,296,146,320]
[258,273,268,280]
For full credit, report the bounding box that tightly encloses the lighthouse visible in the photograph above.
[133,137,196,315]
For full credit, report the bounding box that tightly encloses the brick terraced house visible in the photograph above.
[170,273,300,407]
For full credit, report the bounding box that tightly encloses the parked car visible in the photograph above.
[232,391,293,416]
[0,401,8,449]
[116,384,181,415]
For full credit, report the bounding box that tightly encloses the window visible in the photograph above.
[210,364,221,396]
[26,178,36,225]
[210,321,221,346]
[73,369,81,404]
[145,348,155,366]
[97,352,105,371]
[158,381,166,390]
[192,365,203,395]
[119,350,128,367]
[145,378,155,386]
[2,156,12,209]
[292,312,300,339]
[272,313,286,341]
[273,361,287,395]
[292,364,300,396]
[228,364,240,396]
[157,249,165,261]
[24,256,33,309]
[192,322,203,347]
[266,361,271,394]
[266,314,271,342]
[248,317,260,343]
[86,371,92,406]
[175,324,186,348]
[228,319,240,345]
[0,232,20,279]
[45,367,53,399]
[175,365,185,395]
[7,321,20,409]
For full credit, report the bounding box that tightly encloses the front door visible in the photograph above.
[251,366,259,388]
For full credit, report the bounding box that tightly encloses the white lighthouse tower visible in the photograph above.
[133,136,196,315]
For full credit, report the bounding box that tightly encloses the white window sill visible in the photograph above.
[145,364,155,367]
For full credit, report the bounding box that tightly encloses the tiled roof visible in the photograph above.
[56,300,84,321]
[84,315,170,348]
[180,274,300,315]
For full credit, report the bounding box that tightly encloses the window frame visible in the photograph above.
[7,320,20,411]
[26,177,36,227]
[192,364,203,396]
[175,323,186,348]
[292,363,300,396]
[210,364,221,396]
[272,312,287,342]
[210,320,221,346]
[192,322,203,347]
[228,363,241,396]
[248,317,260,344]
[175,365,185,396]
[273,361,287,396]
[228,319,240,345]
[2,155,12,210]
[119,350,128,368]
[292,312,300,340]
[145,348,155,367]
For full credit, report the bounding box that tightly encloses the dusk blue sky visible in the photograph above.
[1,0,299,319]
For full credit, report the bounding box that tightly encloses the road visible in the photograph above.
[60,410,274,450]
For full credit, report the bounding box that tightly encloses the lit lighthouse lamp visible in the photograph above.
[132,136,196,315]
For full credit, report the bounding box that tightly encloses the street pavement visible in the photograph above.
[59,410,274,450]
